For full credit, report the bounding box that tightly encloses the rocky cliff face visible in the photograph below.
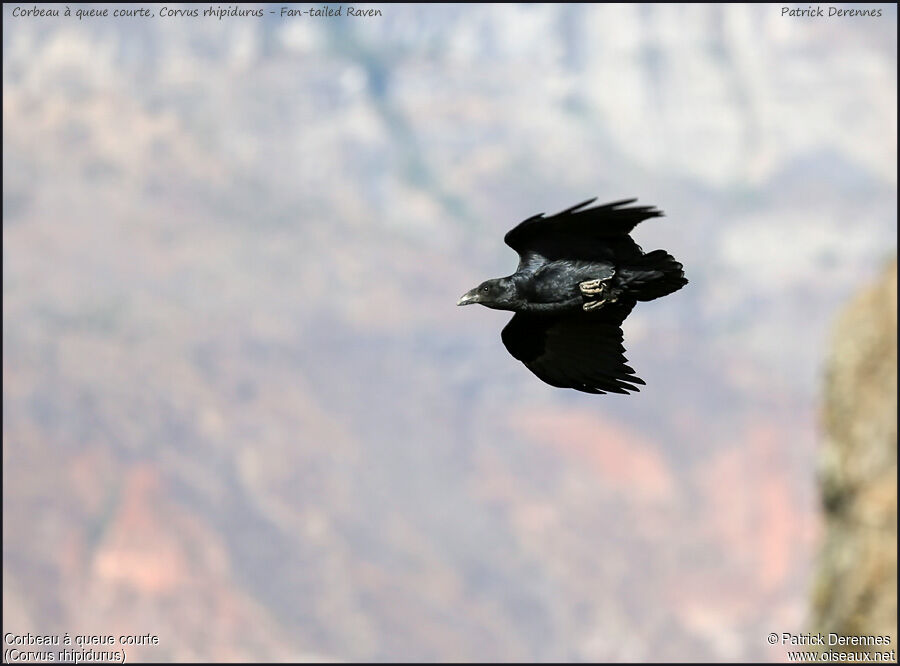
[813,259,897,652]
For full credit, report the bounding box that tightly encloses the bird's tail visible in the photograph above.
[622,250,688,302]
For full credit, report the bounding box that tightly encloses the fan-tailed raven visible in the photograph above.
[457,198,687,394]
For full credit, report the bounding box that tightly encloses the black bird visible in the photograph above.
[457,198,687,394]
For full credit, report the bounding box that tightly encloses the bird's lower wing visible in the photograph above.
[500,301,644,394]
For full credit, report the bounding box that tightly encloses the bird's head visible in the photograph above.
[457,278,518,310]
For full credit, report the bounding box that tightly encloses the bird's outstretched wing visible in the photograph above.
[504,198,663,269]
[500,300,644,394]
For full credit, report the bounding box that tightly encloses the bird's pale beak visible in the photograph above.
[457,289,479,306]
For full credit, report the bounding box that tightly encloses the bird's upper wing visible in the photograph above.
[504,198,663,269]
[500,300,644,394]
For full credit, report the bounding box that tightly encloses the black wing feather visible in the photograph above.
[504,198,663,263]
[501,300,644,394]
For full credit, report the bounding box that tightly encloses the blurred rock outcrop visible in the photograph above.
[813,258,897,652]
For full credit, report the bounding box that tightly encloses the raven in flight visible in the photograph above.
[457,198,687,394]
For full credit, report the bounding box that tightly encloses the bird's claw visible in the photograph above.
[580,276,618,310]
[579,278,608,296]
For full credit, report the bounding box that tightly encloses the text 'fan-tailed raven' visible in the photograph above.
[457,198,687,394]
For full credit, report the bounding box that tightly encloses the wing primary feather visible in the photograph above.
[556,197,598,215]
[594,197,638,210]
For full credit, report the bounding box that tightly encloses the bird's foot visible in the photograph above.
[579,278,609,297]
[580,276,618,310]
[583,296,618,311]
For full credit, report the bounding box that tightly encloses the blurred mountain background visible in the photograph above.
[3,3,896,662]
[813,259,896,658]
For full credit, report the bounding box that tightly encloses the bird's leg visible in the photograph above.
[579,278,609,296]
[579,274,618,310]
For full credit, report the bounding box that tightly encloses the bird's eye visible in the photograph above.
[482,286,489,292]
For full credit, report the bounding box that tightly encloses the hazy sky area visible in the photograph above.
[3,3,897,662]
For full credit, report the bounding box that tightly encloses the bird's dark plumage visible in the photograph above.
[458,198,687,394]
